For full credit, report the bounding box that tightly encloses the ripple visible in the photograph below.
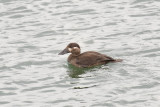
[131,82,159,89]
[0,101,9,105]
[12,60,53,69]
[21,85,53,92]
[68,9,96,14]
[33,30,63,37]
[0,91,16,96]
[0,0,160,106]
[114,99,147,105]
[73,85,97,89]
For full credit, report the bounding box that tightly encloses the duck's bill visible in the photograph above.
[58,48,69,55]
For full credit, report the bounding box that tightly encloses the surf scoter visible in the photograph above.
[59,43,122,68]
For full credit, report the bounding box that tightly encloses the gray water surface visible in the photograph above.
[0,0,160,107]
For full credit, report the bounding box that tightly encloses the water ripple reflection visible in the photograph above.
[0,0,160,106]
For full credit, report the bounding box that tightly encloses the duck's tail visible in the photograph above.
[113,59,123,62]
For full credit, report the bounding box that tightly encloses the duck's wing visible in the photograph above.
[76,51,115,68]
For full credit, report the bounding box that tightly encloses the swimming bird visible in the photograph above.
[59,43,122,68]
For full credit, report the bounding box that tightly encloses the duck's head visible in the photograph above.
[58,43,81,55]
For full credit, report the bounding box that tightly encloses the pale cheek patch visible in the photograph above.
[68,48,72,52]
[73,47,78,49]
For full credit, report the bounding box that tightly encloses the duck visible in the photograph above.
[58,43,122,68]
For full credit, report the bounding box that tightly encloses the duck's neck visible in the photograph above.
[67,53,80,62]
[71,53,80,56]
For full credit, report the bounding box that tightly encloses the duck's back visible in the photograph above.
[70,51,115,68]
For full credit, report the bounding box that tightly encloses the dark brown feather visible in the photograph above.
[68,51,115,68]
[59,43,122,68]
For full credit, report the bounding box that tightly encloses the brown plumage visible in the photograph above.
[59,43,122,68]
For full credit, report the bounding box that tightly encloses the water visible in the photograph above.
[0,0,160,106]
